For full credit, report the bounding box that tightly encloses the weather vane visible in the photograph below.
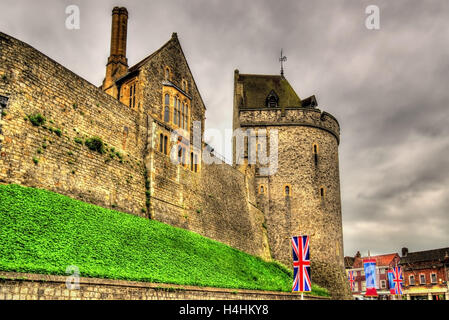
[279,49,287,77]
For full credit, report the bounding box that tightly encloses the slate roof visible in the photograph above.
[400,247,449,264]
[237,74,302,109]
[352,253,399,268]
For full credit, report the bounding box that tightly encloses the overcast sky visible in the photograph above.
[1,0,448,257]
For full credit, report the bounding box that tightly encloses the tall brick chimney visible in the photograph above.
[402,247,408,257]
[102,7,129,97]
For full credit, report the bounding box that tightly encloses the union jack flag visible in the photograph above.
[348,270,355,291]
[392,266,403,295]
[291,235,311,292]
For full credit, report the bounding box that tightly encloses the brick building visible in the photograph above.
[399,247,449,300]
[345,252,400,300]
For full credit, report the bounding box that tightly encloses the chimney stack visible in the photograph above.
[402,247,408,257]
[102,7,129,97]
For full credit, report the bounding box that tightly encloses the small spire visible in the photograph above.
[279,49,287,77]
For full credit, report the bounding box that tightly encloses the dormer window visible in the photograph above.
[266,90,279,108]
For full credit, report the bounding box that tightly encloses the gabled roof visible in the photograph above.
[400,247,449,265]
[352,253,400,268]
[237,73,301,109]
[124,33,206,110]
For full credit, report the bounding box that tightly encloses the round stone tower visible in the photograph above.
[232,70,351,299]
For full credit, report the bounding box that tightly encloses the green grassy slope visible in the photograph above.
[0,184,328,296]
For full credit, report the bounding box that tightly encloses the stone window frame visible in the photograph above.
[284,184,292,197]
[158,132,169,156]
[258,184,266,195]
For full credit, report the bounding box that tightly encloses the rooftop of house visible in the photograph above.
[351,253,400,268]
[400,247,449,265]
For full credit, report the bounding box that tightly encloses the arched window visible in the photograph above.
[259,185,265,194]
[165,67,170,80]
[266,90,279,108]
[164,94,170,106]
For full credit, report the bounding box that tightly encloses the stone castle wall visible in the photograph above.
[0,32,148,216]
[0,32,270,260]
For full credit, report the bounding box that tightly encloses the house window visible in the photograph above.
[362,281,366,291]
[380,280,386,289]
[409,275,415,286]
[420,274,426,285]
[431,273,437,284]
[129,82,137,109]
[313,144,319,166]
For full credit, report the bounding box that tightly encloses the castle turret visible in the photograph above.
[102,7,129,97]
[232,72,351,299]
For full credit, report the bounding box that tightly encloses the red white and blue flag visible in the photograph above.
[291,235,311,292]
[392,266,403,295]
[348,270,356,291]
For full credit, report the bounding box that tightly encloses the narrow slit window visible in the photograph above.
[159,134,164,153]
[285,185,290,196]
[320,187,325,200]
[190,152,194,171]
[313,144,318,166]
[163,135,168,155]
